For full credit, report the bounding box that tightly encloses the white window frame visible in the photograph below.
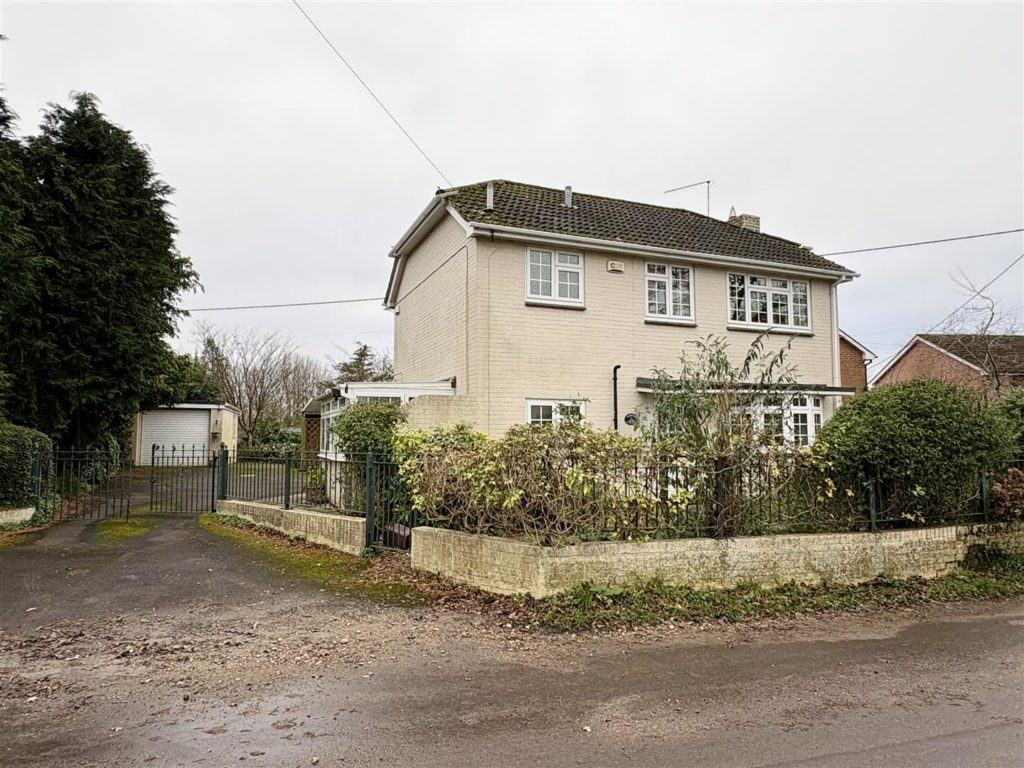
[645,261,695,324]
[745,395,823,446]
[525,399,586,425]
[727,272,812,333]
[525,248,585,307]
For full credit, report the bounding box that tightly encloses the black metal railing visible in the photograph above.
[216,448,408,549]
[407,445,1020,545]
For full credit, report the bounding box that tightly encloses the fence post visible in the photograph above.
[150,444,158,510]
[364,451,375,550]
[283,448,293,510]
[217,444,228,501]
[30,441,42,512]
[713,456,726,538]
[980,470,990,522]
[867,478,877,532]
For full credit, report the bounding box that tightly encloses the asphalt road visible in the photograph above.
[1,515,1022,768]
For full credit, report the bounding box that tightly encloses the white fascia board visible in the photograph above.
[385,198,451,308]
[446,203,472,235]
[342,381,455,397]
[838,329,877,361]
[147,403,230,412]
[467,223,859,281]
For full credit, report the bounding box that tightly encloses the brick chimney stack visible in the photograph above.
[727,211,761,233]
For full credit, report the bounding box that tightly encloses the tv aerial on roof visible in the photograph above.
[664,179,713,217]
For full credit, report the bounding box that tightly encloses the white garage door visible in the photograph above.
[139,410,210,465]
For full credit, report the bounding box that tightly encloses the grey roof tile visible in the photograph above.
[445,180,852,274]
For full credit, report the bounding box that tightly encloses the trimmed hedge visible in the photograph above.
[0,423,52,508]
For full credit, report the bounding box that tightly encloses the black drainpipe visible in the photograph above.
[612,365,621,431]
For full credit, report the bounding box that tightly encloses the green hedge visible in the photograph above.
[0,423,52,508]
[815,380,1016,524]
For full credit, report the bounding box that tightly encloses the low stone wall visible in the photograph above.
[411,523,1024,598]
[216,499,365,556]
[0,507,35,525]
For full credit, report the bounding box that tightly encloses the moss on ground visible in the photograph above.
[198,514,429,606]
[0,528,44,551]
[93,515,161,544]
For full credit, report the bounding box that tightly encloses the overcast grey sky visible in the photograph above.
[2,1,1021,374]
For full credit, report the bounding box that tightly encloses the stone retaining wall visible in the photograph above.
[0,507,35,525]
[411,523,1024,598]
[216,500,365,556]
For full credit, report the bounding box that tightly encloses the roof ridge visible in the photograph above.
[450,179,811,251]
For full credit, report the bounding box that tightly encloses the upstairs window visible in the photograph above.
[527,249,584,305]
[646,262,693,321]
[728,273,810,331]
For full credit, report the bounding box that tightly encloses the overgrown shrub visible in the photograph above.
[815,380,1016,525]
[0,423,53,508]
[992,388,1024,454]
[992,468,1024,521]
[331,402,407,457]
[402,422,680,545]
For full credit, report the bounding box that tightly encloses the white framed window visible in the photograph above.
[743,395,823,446]
[526,249,584,305]
[645,262,694,322]
[525,399,585,425]
[728,273,811,331]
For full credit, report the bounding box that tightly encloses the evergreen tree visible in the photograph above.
[0,93,198,446]
[333,342,393,383]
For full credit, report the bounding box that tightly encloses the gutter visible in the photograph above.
[467,222,860,280]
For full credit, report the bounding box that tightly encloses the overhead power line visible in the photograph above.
[290,0,453,187]
[185,297,384,312]
[867,252,1024,373]
[819,228,1023,257]
[922,253,1024,334]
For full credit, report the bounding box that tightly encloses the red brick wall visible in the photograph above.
[875,340,985,391]
[839,337,868,393]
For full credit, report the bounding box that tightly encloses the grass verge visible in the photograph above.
[536,546,1024,631]
[195,515,1024,632]
[198,513,432,606]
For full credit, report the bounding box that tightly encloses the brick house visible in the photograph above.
[381,179,859,444]
[838,331,875,393]
[871,334,1024,395]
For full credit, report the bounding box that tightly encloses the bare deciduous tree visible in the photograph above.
[940,271,1023,396]
[196,324,329,444]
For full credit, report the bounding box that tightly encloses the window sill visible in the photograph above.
[645,317,697,328]
[525,300,586,311]
[727,324,813,337]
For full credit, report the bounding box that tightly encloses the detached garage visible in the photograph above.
[132,402,240,466]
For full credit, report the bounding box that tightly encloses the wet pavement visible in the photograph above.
[1,515,1022,767]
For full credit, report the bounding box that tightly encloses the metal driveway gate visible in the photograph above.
[148,444,218,515]
[49,449,135,522]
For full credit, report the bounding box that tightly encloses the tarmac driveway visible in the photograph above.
[1,515,1022,768]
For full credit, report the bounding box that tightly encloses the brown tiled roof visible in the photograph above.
[918,334,1024,374]
[445,180,853,274]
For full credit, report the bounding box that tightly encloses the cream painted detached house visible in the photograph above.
[384,180,858,443]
